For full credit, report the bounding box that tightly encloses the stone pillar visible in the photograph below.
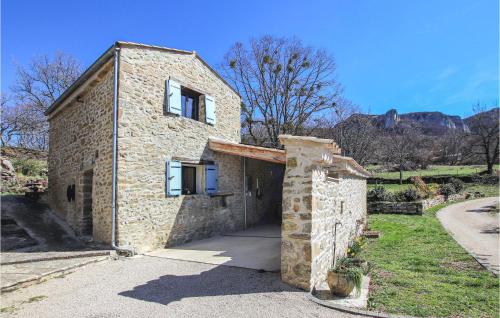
[279,135,338,291]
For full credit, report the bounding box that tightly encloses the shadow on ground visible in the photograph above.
[1,195,108,253]
[466,204,499,214]
[119,262,295,305]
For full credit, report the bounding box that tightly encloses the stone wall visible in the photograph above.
[115,44,244,252]
[368,193,470,215]
[368,201,423,215]
[47,64,114,242]
[310,171,367,290]
[280,135,368,291]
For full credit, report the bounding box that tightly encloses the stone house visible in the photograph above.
[45,41,370,291]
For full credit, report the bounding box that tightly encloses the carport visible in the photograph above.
[148,139,286,272]
[148,135,369,292]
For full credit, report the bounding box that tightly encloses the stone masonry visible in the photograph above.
[47,62,114,242]
[279,135,369,291]
[46,42,370,291]
[115,44,245,252]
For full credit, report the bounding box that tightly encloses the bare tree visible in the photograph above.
[382,126,419,184]
[467,104,499,174]
[315,103,378,166]
[438,131,471,165]
[8,52,81,149]
[221,36,342,147]
[1,93,48,149]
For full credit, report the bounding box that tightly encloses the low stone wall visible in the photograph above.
[368,193,469,215]
[421,193,467,210]
[368,201,422,215]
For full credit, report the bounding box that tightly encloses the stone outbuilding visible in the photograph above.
[45,41,370,291]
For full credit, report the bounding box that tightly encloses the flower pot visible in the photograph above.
[327,271,355,297]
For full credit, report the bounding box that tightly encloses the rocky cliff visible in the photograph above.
[370,109,472,135]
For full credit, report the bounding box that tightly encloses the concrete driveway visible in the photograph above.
[437,197,500,275]
[146,225,281,272]
[0,256,358,318]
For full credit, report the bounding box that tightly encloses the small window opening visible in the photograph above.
[182,166,197,194]
[181,88,200,120]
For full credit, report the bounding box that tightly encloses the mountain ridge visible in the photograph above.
[348,107,498,135]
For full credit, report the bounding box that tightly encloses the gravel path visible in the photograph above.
[437,197,500,275]
[0,256,359,318]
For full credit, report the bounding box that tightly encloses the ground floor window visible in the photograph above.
[182,166,197,194]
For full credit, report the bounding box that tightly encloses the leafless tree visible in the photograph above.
[1,93,48,149]
[382,126,419,184]
[467,104,499,174]
[221,36,342,147]
[315,103,378,166]
[437,131,471,165]
[8,52,81,149]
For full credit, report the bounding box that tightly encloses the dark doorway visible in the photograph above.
[81,170,93,236]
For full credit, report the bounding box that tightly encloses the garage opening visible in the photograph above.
[243,158,284,228]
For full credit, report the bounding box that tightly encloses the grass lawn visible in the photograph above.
[368,164,499,179]
[362,203,499,317]
[464,184,499,197]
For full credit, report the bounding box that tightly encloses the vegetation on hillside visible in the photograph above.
[368,164,499,179]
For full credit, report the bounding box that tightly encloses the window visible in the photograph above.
[181,88,199,120]
[166,160,218,196]
[182,166,197,194]
[166,79,216,124]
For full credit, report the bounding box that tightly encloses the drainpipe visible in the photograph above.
[243,157,247,229]
[111,45,134,256]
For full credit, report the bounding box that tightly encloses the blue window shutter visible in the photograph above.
[205,95,216,125]
[166,79,182,115]
[205,164,218,194]
[166,160,182,196]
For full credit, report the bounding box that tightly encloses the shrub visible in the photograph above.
[410,176,435,198]
[439,183,456,197]
[449,177,465,193]
[394,188,422,202]
[12,159,47,177]
[367,186,394,202]
[347,237,367,257]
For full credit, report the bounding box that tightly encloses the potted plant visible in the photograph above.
[327,257,367,297]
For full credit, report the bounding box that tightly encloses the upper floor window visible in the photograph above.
[181,88,199,121]
[165,79,216,125]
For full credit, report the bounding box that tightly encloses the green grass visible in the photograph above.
[464,184,499,198]
[368,164,499,179]
[362,203,499,317]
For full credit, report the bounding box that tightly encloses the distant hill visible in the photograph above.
[348,108,498,135]
[464,108,499,130]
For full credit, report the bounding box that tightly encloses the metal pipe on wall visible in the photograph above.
[243,156,247,229]
[111,44,134,256]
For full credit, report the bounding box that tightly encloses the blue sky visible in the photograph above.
[2,0,498,117]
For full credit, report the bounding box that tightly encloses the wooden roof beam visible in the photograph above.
[208,138,285,164]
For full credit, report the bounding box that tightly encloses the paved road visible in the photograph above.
[437,197,500,275]
[0,256,358,318]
